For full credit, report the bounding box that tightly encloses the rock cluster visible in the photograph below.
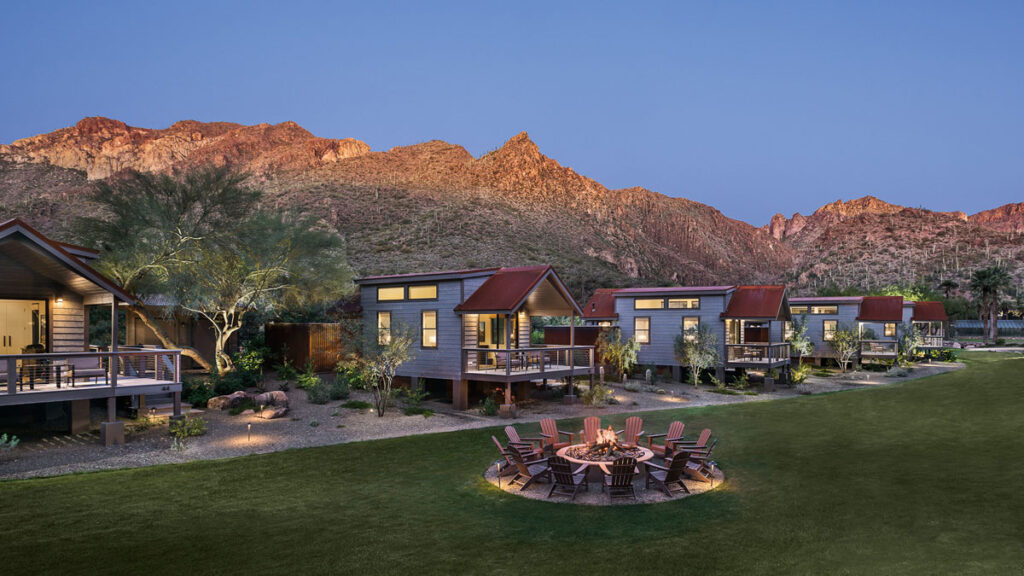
[206,390,289,419]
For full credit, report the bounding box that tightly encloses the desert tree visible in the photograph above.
[168,212,353,373]
[674,323,720,387]
[76,169,260,371]
[787,313,815,364]
[362,323,416,417]
[595,328,639,381]
[898,322,922,366]
[828,323,860,373]
[969,266,1012,343]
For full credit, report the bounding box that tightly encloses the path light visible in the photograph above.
[709,461,717,488]
[495,460,502,489]
[247,423,252,443]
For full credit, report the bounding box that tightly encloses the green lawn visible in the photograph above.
[3,352,1023,575]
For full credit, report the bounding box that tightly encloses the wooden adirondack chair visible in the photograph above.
[547,456,589,500]
[505,425,545,460]
[674,428,711,453]
[676,447,719,484]
[579,416,601,445]
[506,445,552,491]
[616,416,645,448]
[645,453,691,497]
[601,456,638,501]
[539,418,574,454]
[647,421,685,459]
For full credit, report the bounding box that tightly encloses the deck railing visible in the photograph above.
[725,342,791,364]
[859,340,899,357]
[463,346,595,376]
[1,348,182,396]
[919,336,945,348]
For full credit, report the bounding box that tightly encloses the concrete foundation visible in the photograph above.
[100,421,125,447]
[498,403,517,418]
[452,379,469,411]
[70,399,90,434]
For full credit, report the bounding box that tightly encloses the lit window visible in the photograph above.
[683,317,699,341]
[421,311,437,348]
[884,323,896,337]
[377,312,392,345]
[811,305,838,315]
[635,317,651,344]
[634,298,665,310]
[783,321,793,340]
[791,306,809,314]
[823,320,837,341]
[377,286,404,301]
[668,298,700,309]
[409,285,437,300]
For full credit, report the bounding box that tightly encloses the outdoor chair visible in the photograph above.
[505,425,545,460]
[539,418,574,454]
[645,453,691,497]
[506,446,552,491]
[616,416,645,448]
[579,416,601,445]
[492,436,539,477]
[674,428,711,453]
[69,355,107,386]
[646,421,685,459]
[601,456,638,501]
[676,448,719,484]
[547,455,589,500]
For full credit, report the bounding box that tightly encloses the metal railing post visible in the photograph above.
[7,358,16,395]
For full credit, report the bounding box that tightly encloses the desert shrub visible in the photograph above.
[404,406,434,418]
[295,360,319,389]
[581,381,613,406]
[1,433,20,451]
[794,383,814,395]
[334,359,369,391]
[182,376,217,407]
[709,375,727,389]
[342,400,373,410]
[169,415,207,451]
[995,338,1007,346]
[305,378,330,405]
[327,376,350,401]
[479,396,498,416]
[403,382,430,406]
[732,372,750,390]
[228,399,257,415]
[623,381,642,393]
[938,349,958,362]
[887,366,909,378]
[231,347,266,389]
[309,419,320,427]
[274,356,299,383]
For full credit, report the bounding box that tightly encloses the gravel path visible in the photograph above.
[0,361,964,480]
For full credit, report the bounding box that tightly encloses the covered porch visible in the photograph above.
[721,285,793,372]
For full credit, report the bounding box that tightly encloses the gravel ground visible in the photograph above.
[0,361,964,480]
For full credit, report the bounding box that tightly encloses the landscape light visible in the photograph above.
[247,423,252,443]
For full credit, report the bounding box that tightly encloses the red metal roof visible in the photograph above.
[615,285,734,295]
[912,301,948,322]
[722,285,787,319]
[582,288,619,319]
[356,267,499,283]
[857,296,904,322]
[789,296,864,304]
[454,265,581,315]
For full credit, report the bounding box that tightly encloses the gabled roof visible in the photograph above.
[912,301,948,322]
[582,288,619,320]
[614,285,734,295]
[722,285,789,320]
[355,267,499,285]
[857,296,904,322]
[0,218,134,303]
[453,265,582,316]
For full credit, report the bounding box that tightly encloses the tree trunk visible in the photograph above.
[128,304,213,372]
[990,303,999,342]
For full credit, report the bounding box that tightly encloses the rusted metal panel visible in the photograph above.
[265,322,351,372]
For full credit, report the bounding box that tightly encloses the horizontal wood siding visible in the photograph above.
[361,279,463,381]
[518,311,530,346]
[616,294,728,367]
[50,294,86,353]
[796,303,860,358]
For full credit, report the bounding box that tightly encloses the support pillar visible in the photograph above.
[100,397,124,446]
[516,381,531,404]
[70,399,90,434]
[452,379,469,411]
[715,365,725,384]
[672,365,682,383]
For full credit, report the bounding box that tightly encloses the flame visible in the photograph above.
[595,426,618,445]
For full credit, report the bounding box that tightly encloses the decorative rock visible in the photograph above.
[240,409,255,416]
[252,390,289,408]
[207,391,250,411]
[259,405,289,419]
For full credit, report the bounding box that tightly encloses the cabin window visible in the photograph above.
[790,306,808,315]
[421,311,437,348]
[823,320,837,341]
[668,298,700,309]
[409,285,438,300]
[884,323,896,337]
[682,317,699,341]
[377,286,405,301]
[377,311,392,345]
[634,298,665,310]
[810,305,838,315]
[635,317,651,344]
[783,321,793,340]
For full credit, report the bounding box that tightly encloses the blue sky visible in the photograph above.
[1,1,1021,225]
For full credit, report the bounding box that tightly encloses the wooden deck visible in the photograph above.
[462,346,594,382]
[725,342,792,369]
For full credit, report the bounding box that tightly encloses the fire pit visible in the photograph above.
[557,426,654,479]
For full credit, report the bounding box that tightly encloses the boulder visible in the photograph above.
[207,391,250,411]
[252,390,289,408]
[259,405,289,419]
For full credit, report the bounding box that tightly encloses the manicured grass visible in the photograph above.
[2,352,1023,575]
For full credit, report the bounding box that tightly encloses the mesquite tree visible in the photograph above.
[898,322,922,366]
[828,324,860,373]
[674,323,720,387]
[363,324,416,417]
[596,328,639,381]
[788,314,814,363]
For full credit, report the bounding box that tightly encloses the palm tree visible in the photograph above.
[969,266,1012,343]
[938,279,959,299]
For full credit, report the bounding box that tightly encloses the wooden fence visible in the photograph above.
[265,323,353,372]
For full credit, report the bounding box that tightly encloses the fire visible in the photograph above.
[595,426,618,446]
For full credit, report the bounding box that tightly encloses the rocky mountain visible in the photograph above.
[1,117,1022,298]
